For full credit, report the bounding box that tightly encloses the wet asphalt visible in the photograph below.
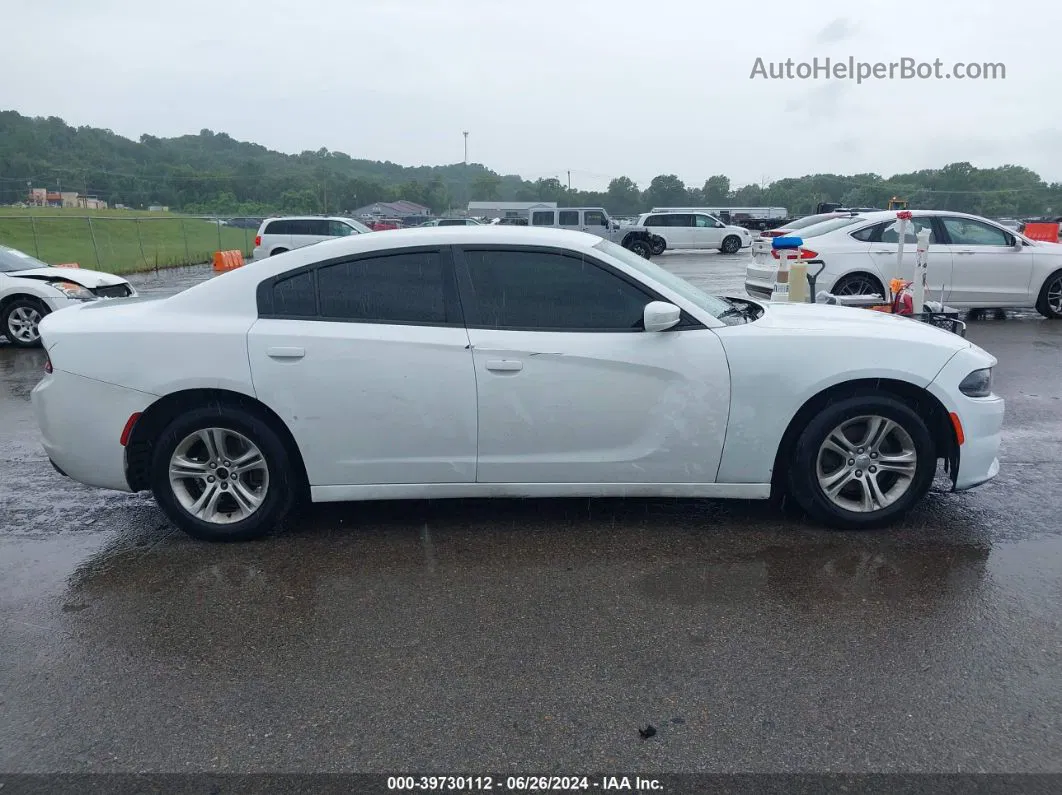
[1,252,1061,774]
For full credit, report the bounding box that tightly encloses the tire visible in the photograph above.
[832,273,885,298]
[651,238,666,256]
[269,248,288,257]
[720,235,742,254]
[787,394,936,530]
[627,238,652,259]
[150,405,297,541]
[1035,269,1062,319]
[1,297,49,348]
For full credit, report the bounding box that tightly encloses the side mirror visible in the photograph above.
[1012,237,1023,251]
[643,301,681,332]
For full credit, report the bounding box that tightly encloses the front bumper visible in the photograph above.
[32,369,155,492]
[927,349,1005,492]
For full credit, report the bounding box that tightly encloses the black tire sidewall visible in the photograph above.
[787,395,936,530]
[150,407,295,541]
[833,274,884,297]
[721,235,741,254]
[629,240,651,258]
[2,298,47,348]
[1036,270,1062,319]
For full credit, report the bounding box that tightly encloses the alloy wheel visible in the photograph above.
[1048,276,1062,315]
[168,428,270,524]
[833,276,879,296]
[815,415,917,513]
[7,306,42,344]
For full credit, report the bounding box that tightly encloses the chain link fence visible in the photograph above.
[0,215,261,275]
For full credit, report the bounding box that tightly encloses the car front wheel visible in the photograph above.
[720,235,742,254]
[651,238,666,256]
[1035,270,1062,319]
[1,297,49,348]
[151,406,297,541]
[787,395,936,529]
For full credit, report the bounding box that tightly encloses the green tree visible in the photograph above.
[606,176,641,215]
[644,174,688,208]
[701,175,730,204]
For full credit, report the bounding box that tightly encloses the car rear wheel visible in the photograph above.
[627,239,652,259]
[832,273,884,298]
[1035,270,1062,319]
[651,238,666,256]
[1,297,48,348]
[720,235,742,254]
[151,406,296,541]
[787,395,936,529]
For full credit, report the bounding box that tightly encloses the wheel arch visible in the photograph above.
[770,377,958,498]
[125,387,309,496]
[0,291,51,313]
[829,269,886,297]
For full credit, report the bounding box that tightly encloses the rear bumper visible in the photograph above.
[745,259,776,299]
[31,370,155,492]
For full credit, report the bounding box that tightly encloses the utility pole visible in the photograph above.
[567,170,571,193]
[463,131,469,216]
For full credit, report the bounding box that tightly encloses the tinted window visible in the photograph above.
[850,224,877,242]
[272,270,316,316]
[329,220,355,236]
[290,219,329,236]
[317,251,450,325]
[463,249,650,331]
[694,214,719,228]
[531,211,554,226]
[584,210,607,226]
[558,210,579,225]
[438,219,467,226]
[941,217,1009,246]
[796,217,862,238]
[264,219,291,235]
[644,215,665,227]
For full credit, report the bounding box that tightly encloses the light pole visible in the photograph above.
[462,131,469,216]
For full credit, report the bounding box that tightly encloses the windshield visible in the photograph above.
[790,216,863,238]
[342,218,372,234]
[0,245,50,273]
[594,239,733,319]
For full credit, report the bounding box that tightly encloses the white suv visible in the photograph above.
[252,216,371,259]
[638,212,751,254]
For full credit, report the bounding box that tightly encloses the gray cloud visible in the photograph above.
[815,17,859,44]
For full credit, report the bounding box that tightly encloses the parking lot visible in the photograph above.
[2,251,1061,773]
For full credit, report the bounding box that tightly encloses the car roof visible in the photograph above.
[263,215,353,222]
[846,209,1000,224]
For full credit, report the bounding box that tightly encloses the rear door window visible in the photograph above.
[531,211,555,226]
[558,211,580,226]
[264,219,291,235]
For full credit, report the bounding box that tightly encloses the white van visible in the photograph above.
[252,216,372,259]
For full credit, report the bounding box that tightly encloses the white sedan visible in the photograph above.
[1,244,136,348]
[745,210,1062,318]
[32,227,1003,541]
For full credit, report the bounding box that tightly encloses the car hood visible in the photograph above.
[8,266,129,289]
[751,300,971,351]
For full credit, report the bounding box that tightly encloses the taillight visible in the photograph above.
[764,230,787,238]
[254,235,261,247]
[771,248,818,260]
[44,355,52,374]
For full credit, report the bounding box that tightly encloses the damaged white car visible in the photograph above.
[0,244,135,348]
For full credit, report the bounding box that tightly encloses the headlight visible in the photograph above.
[958,367,993,397]
[49,281,96,301]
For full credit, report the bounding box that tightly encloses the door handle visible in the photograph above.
[954,250,975,255]
[872,250,895,255]
[485,359,523,372]
[266,346,305,359]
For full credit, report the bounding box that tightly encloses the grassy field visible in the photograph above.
[0,208,256,274]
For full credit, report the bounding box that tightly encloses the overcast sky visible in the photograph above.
[4,0,1061,191]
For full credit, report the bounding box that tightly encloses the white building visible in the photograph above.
[467,201,556,220]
